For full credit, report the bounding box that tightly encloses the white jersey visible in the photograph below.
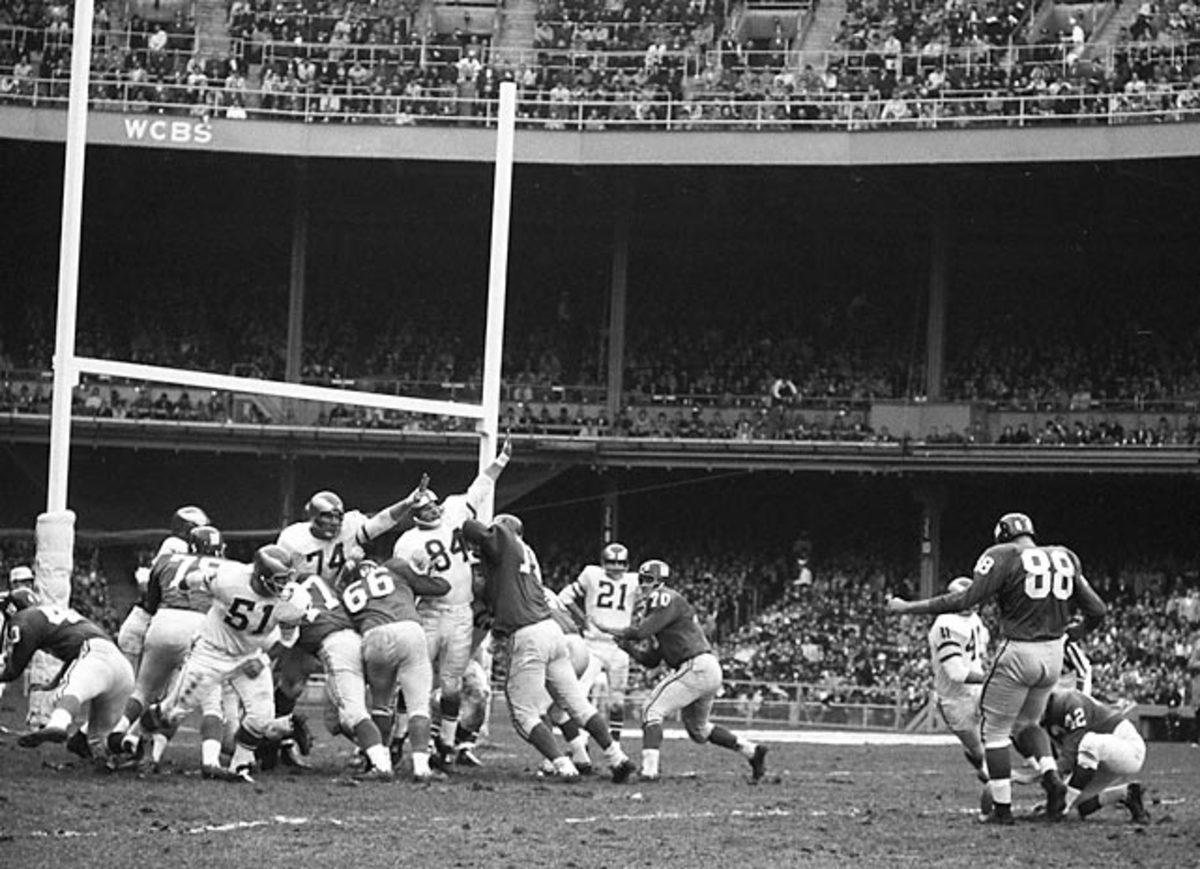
[194,558,310,658]
[393,475,494,608]
[559,565,640,639]
[277,509,371,583]
[155,535,189,558]
[929,611,989,701]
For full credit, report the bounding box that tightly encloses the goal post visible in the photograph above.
[46,42,518,522]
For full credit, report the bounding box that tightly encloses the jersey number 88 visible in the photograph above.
[1020,548,1074,601]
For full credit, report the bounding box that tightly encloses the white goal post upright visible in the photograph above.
[46,0,94,512]
[478,81,517,521]
[45,72,518,516]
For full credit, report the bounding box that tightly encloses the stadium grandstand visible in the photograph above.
[0,0,1198,819]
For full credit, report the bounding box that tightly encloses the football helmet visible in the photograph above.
[412,489,443,529]
[637,559,670,592]
[188,525,225,558]
[494,513,524,538]
[306,490,345,540]
[602,542,629,576]
[993,512,1036,544]
[8,565,34,590]
[251,544,294,596]
[2,586,38,617]
[170,505,210,540]
[948,576,972,594]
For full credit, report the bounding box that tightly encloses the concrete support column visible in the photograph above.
[286,160,309,389]
[606,178,631,425]
[914,484,947,598]
[602,474,619,545]
[926,185,949,401]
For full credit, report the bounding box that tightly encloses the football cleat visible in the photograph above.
[231,764,256,783]
[66,729,93,760]
[1042,769,1067,821]
[354,767,395,783]
[981,807,1015,826]
[280,742,312,770]
[576,761,594,776]
[611,758,637,784]
[1121,782,1151,825]
[639,771,661,782]
[18,725,69,748]
[202,764,244,782]
[456,746,483,768]
[290,713,313,756]
[413,768,448,784]
[106,752,141,772]
[979,786,995,820]
[749,745,769,782]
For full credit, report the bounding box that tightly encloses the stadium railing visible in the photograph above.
[6,76,1200,129]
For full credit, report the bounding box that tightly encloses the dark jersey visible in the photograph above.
[0,605,109,682]
[908,541,1106,640]
[295,573,356,655]
[144,551,220,615]
[626,584,710,669]
[461,519,549,636]
[1042,689,1126,764]
[344,559,450,633]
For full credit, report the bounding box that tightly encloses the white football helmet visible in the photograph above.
[412,489,443,529]
[601,542,628,577]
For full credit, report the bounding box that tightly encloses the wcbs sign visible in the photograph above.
[123,118,214,146]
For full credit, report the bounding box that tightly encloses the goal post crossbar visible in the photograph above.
[73,357,487,421]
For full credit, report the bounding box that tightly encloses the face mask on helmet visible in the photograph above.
[252,545,294,596]
[2,586,39,617]
[412,491,443,529]
[188,525,225,558]
[306,490,345,541]
[602,543,629,575]
[637,558,670,591]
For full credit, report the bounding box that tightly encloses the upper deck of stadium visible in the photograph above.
[1,0,1198,163]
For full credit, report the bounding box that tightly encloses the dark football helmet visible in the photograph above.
[305,490,345,541]
[602,542,629,576]
[1,586,38,617]
[252,544,294,596]
[188,525,225,558]
[494,513,524,538]
[637,559,670,592]
[993,512,1036,544]
[171,505,210,540]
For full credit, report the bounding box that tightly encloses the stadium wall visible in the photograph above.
[4,107,1200,165]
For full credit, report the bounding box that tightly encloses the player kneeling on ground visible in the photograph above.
[1016,688,1150,823]
[595,559,767,783]
[4,588,135,762]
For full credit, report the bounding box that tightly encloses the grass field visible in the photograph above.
[0,691,1196,869]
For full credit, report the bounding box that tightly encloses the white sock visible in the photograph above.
[230,744,255,770]
[201,739,221,767]
[1065,785,1081,811]
[365,744,392,773]
[440,719,458,747]
[602,741,628,765]
[1037,756,1058,775]
[991,778,1012,805]
[553,756,579,776]
[569,733,590,764]
[149,732,169,763]
[412,751,430,776]
[641,748,660,777]
[47,708,73,731]
[739,741,758,760]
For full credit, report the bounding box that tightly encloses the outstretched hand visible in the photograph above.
[885,596,909,615]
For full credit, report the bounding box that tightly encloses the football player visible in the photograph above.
[558,542,639,747]
[928,576,990,784]
[116,505,209,669]
[0,566,34,704]
[595,559,768,783]
[271,478,429,766]
[342,555,450,781]
[290,565,392,777]
[139,544,311,782]
[107,525,226,765]
[4,587,135,759]
[1017,688,1149,823]
[888,512,1107,824]
[393,439,512,763]
[463,512,636,783]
